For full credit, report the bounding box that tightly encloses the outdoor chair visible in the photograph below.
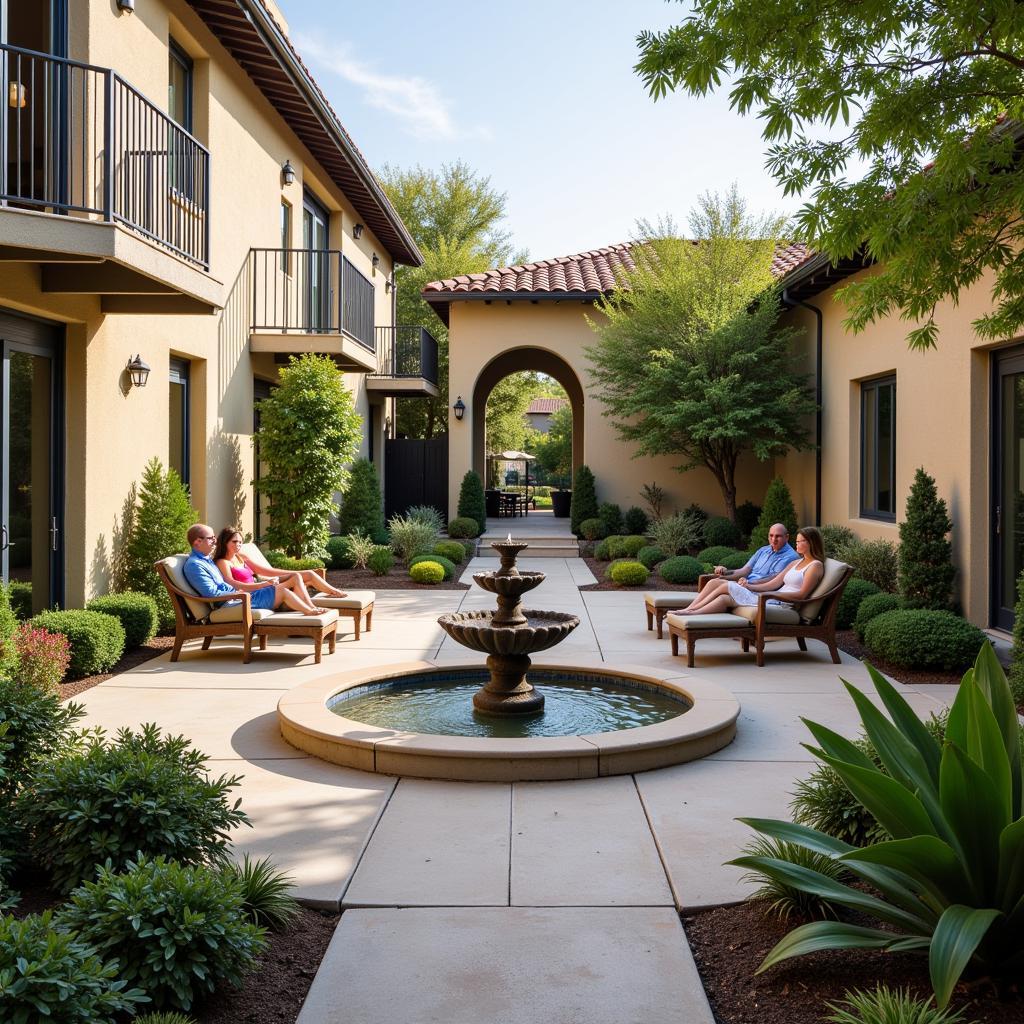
[155,555,339,664]
[643,574,722,637]
[664,559,854,667]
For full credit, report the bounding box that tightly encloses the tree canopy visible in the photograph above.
[585,189,816,520]
[636,1,1024,349]
[531,403,573,486]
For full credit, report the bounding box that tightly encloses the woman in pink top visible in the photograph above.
[213,528,347,601]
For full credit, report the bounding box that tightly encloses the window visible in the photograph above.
[168,41,193,132]
[861,375,896,519]
[169,359,191,490]
[280,200,292,273]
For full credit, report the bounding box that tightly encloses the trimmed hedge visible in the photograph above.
[86,592,159,649]
[410,554,456,580]
[703,515,741,548]
[609,561,649,586]
[32,609,125,678]
[580,517,606,541]
[447,516,479,539]
[410,560,445,584]
[637,545,666,569]
[609,535,647,560]
[834,577,881,631]
[698,545,741,565]
[432,540,466,564]
[854,592,905,642]
[659,556,703,585]
[862,609,986,671]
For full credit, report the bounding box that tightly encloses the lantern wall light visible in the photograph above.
[127,354,151,388]
[281,159,296,186]
[453,396,466,421]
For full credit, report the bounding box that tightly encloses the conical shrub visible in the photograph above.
[338,458,386,543]
[570,465,598,536]
[750,476,797,549]
[456,471,486,537]
[898,467,954,609]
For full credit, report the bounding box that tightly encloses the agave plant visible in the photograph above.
[730,643,1023,1008]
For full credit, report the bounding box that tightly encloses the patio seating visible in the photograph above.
[643,574,720,637]
[155,555,339,664]
[664,559,854,667]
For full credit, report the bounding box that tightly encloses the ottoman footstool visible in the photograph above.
[665,612,754,667]
[644,591,699,638]
[254,609,339,664]
[312,590,375,639]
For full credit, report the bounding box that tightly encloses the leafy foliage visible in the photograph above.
[863,609,986,671]
[485,372,546,464]
[623,506,649,535]
[85,592,158,649]
[609,561,649,586]
[254,354,362,559]
[825,986,970,1024]
[447,516,480,539]
[570,465,598,536]
[31,610,125,679]
[836,578,882,631]
[337,459,386,544]
[325,535,355,570]
[737,835,845,921]
[12,624,70,693]
[750,476,798,550]
[703,515,741,548]
[134,1015,199,1024]
[532,404,573,487]
[640,482,669,522]
[1010,570,1024,707]
[697,545,741,566]
[579,518,606,542]
[899,469,955,610]
[597,502,623,536]
[406,505,445,533]
[854,593,906,642]
[367,547,395,576]
[0,585,17,678]
[410,554,456,581]
[456,471,486,535]
[721,552,750,571]
[609,536,648,560]
[221,854,300,932]
[593,537,616,561]
[839,538,900,593]
[637,545,666,569]
[409,561,445,585]
[822,524,858,557]
[8,581,32,621]
[342,533,378,571]
[649,512,702,556]
[388,514,439,565]
[659,556,704,585]
[432,540,467,564]
[263,551,324,572]
[735,500,762,541]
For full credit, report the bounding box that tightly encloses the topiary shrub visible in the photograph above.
[57,856,266,1011]
[264,551,325,571]
[456,471,486,536]
[570,465,598,536]
[721,551,750,571]
[432,540,466,564]
[387,514,438,564]
[898,467,955,609]
[835,578,881,631]
[594,536,619,561]
[623,506,649,535]
[609,535,647,559]
[13,624,71,693]
[649,512,702,556]
[409,560,445,585]
[609,561,649,586]
[637,545,666,569]
[447,516,479,539]
[579,517,606,541]
[410,554,455,580]
[735,501,761,542]
[20,723,249,893]
[337,458,386,544]
[367,546,394,576]
[8,580,32,620]
[86,592,159,649]
[750,476,798,550]
[703,515,741,548]
[862,609,986,670]
[326,535,355,570]
[32,610,125,678]
[853,592,905,642]
[842,537,899,592]
[0,911,146,1022]
[659,556,703,585]
[597,501,623,536]
[697,545,740,565]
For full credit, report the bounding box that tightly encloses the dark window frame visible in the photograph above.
[169,357,191,490]
[860,374,897,521]
[168,39,194,133]
[280,199,292,273]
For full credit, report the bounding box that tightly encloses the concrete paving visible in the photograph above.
[74,565,959,1023]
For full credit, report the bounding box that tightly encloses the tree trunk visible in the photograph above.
[706,450,738,522]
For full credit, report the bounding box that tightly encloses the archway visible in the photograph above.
[471,347,585,487]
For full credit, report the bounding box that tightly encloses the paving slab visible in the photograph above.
[297,906,713,1024]
[343,779,511,907]
[511,775,673,906]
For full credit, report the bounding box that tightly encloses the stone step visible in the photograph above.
[474,540,580,558]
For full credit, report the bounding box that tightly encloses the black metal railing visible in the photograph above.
[371,325,439,385]
[0,43,210,268]
[249,248,376,350]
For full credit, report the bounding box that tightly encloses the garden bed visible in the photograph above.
[685,899,1020,1024]
[578,556,699,592]
[834,628,966,687]
[325,567,469,591]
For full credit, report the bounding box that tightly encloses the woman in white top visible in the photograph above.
[678,527,825,616]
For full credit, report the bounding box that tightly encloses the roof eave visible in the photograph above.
[423,289,606,327]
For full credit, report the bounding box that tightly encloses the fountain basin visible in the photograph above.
[277,661,739,781]
[436,609,579,655]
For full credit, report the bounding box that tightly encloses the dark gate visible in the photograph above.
[384,436,448,521]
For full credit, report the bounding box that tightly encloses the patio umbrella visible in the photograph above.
[496,451,536,509]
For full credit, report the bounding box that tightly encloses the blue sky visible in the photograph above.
[280,0,799,265]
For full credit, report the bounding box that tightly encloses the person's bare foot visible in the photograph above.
[324,586,347,598]
[303,607,323,616]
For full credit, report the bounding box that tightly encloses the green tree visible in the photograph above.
[378,162,524,439]
[570,465,598,536]
[585,190,815,521]
[456,471,486,535]
[898,468,955,609]
[485,372,545,463]
[337,458,386,543]
[532,404,573,486]
[254,355,362,559]
[750,476,798,550]
[636,3,1024,350]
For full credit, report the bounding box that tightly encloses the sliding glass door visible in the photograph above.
[994,347,1024,629]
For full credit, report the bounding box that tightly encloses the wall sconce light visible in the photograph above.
[8,83,26,109]
[385,275,393,294]
[126,354,151,388]
[117,0,135,14]
[352,223,363,239]
[453,396,466,421]
[281,159,296,186]
[371,254,380,275]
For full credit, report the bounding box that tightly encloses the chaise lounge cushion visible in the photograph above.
[312,590,375,610]
[665,612,750,631]
[159,555,214,622]
[208,605,275,624]
[256,609,338,629]
[734,604,801,625]
[798,558,851,623]
[644,592,698,609]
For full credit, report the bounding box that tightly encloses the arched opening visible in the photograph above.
[471,347,584,487]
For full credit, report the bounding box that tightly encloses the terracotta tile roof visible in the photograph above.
[526,398,570,414]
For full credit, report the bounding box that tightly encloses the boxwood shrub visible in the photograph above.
[862,609,987,670]
[703,515,741,548]
[579,517,605,541]
[659,556,703,585]
[325,535,355,570]
[409,560,445,584]
[410,554,455,581]
[609,561,649,586]
[86,592,159,649]
[834,578,881,631]
[637,545,666,569]
[594,536,620,561]
[609,535,647,560]
[447,516,479,539]
[853,592,905,641]
[32,609,125,678]
[432,540,467,564]
[697,545,741,565]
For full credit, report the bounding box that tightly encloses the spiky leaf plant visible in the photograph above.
[736,835,845,920]
[221,854,300,931]
[825,986,969,1024]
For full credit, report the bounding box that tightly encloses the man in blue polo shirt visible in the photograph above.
[701,523,797,598]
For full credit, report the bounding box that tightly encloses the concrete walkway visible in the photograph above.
[75,558,955,1024]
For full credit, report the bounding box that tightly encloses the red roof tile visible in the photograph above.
[526,398,570,414]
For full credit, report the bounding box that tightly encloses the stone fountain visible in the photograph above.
[437,538,580,715]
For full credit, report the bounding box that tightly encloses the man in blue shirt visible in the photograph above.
[696,523,797,604]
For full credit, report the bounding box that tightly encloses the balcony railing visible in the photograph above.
[250,248,375,351]
[0,43,210,268]
[371,325,439,386]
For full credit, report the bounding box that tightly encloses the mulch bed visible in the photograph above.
[325,566,469,591]
[57,635,176,702]
[685,899,1021,1024]
[834,629,965,688]
[578,555,698,592]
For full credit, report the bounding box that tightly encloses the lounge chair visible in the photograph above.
[643,574,721,637]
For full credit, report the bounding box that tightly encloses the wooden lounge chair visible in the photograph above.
[644,575,720,638]
[665,559,854,667]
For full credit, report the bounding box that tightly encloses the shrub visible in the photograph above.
[703,515,741,548]
[0,584,18,678]
[263,551,324,571]
[637,545,666,569]
[649,512,702,556]
[1010,569,1024,707]
[410,554,456,580]
[825,986,970,1024]
[343,533,377,571]
[388,514,438,564]
[898,468,955,609]
[640,482,669,522]
[0,911,146,1022]
[609,535,647,559]
[735,500,761,541]
[697,545,740,565]
[8,580,32,620]
[13,624,71,693]
[683,502,708,529]
[409,561,445,585]
[750,476,798,549]
[58,856,266,1011]
[570,465,598,535]
[221,854,300,932]
[433,540,467,564]
[821,523,857,557]
[721,551,750,571]
[367,546,394,575]
[579,517,606,541]
[20,723,249,892]
[456,471,486,536]
[842,538,899,592]
[325,535,355,570]
[460,538,478,559]
[737,646,1023,1009]
[623,506,649,535]
[32,610,124,679]
[594,536,618,561]
[835,578,881,631]
[863,609,986,671]
[337,458,386,543]
[135,1015,199,1024]
[597,501,623,536]
[853,593,905,642]
[609,561,649,586]
[86,591,159,649]
[406,504,445,533]
[659,556,703,585]
[447,516,479,539]
[736,835,844,920]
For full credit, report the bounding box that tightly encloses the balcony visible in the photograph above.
[249,248,378,372]
[368,325,440,397]
[0,44,218,314]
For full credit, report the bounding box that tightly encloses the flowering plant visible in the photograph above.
[15,623,71,692]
